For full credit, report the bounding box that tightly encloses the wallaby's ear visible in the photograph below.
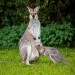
[27,6,32,12]
[34,6,40,12]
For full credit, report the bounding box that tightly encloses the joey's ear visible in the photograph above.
[34,6,40,12]
[27,7,32,12]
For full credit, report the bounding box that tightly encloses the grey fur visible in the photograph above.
[36,46,67,63]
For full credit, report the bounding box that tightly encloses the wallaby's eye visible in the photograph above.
[34,13,37,15]
[30,13,33,15]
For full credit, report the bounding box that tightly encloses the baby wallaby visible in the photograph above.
[19,6,40,65]
[36,45,67,63]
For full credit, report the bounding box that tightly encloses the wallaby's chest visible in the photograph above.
[32,20,40,28]
[31,20,40,38]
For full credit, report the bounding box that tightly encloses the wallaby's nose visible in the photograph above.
[32,13,36,19]
[33,15,35,18]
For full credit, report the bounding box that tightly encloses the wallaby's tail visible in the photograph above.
[62,58,69,64]
[63,60,68,64]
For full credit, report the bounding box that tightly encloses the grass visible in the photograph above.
[0,48,75,75]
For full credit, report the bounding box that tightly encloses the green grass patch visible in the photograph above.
[0,48,75,75]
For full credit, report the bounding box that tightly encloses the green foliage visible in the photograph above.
[0,23,27,49]
[0,48,75,75]
[41,22,74,47]
[0,0,75,48]
[0,22,74,49]
[0,0,71,28]
[0,0,29,28]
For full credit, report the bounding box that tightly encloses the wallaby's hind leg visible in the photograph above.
[20,47,27,64]
[20,45,31,65]
[25,45,32,65]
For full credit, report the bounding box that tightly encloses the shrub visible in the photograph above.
[0,21,74,49]
[0,0,72,28]
[41,22,74,47]
[0,23,27,49]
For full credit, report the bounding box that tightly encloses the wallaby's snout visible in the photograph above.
[30,12,36,19]
[27,6,40,20]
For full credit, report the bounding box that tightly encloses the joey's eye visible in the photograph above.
[33,38,36,40]
[38,37,40,39]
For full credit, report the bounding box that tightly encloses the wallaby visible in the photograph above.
[36,45,67,63]
[19,6,41,65]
